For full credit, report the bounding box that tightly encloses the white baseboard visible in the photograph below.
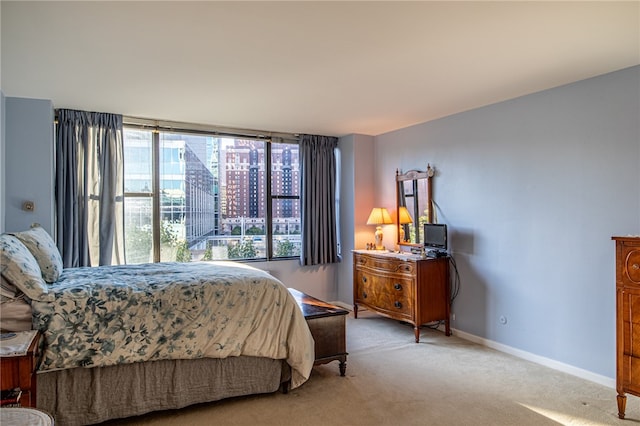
[448,327,615,389]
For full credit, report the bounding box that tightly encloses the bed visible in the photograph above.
[0,226,315,425]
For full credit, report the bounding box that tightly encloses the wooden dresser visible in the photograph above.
[614,236,640,419]
[353,250,450,342]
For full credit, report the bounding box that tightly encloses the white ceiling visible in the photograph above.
[2,1,638,137]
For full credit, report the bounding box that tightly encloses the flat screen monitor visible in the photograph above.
[423,223,447,251]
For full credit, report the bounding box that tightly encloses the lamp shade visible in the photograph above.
[366,207,393,225]
[398,206,413,225]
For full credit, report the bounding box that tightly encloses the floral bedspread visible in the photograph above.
[30,261,315,388]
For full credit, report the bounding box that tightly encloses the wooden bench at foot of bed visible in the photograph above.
[288,288,349,376]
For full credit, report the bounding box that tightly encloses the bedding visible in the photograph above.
[1,227,315,424]
[0,296,32,331]
[38,356,289,426]
[1,274,18,300]
[0,233,50,300]
[9,224,64,283]
[1,252,35,332]
[30,261,315,389]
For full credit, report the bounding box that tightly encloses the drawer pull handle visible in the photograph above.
[363,291,368,299]
[394,283,402,291]
[394,301,402,309]
[362,276,368,283]
[633,264,640,270]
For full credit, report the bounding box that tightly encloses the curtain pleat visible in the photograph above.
[299,134,340,266]
[55,109,124,267]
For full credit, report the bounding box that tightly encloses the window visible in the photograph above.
[271,142,301,258]
[123,126,300,263]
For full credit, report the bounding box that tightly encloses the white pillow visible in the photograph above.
[10,225,63,283]
[0,234,50,301]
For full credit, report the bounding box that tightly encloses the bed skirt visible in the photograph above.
[37,356,290,426]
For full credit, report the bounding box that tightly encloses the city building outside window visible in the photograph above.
[123,127,300,263]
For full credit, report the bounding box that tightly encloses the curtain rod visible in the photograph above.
[53,111,300,144]
[123,115,300,143]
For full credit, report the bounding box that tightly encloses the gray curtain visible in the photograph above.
[55,109,124,267]
[299,134,340,266]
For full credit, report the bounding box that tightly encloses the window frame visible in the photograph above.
[123,118,300,263]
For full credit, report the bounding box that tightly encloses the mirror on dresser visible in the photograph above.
[396,165,434,249]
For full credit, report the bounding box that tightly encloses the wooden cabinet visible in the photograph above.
[0,331,42,407]
[353,250,450,342]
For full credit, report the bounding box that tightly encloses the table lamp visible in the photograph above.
[367,207,393,250]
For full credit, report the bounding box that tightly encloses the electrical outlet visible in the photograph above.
[452,313,456,321]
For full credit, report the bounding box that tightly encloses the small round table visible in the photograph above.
[0,407,54,425]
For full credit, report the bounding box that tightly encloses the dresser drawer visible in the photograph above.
[355,269,413,318]
[624,249,640,285]
[354,253,415,277]
[616,239,640,286]
[624,354,640,395]
[620,290,640,358]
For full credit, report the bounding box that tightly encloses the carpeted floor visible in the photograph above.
[105,311,631,426]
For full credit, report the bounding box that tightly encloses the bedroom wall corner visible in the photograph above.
[5,97,54,234]
[337,135,356,306]
[336,133,375,306]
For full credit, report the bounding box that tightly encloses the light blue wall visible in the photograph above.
[4,97,54,234]
[371,65,640,380]
[337,135,356,304]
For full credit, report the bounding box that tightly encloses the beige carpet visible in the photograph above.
[105,311,629,426]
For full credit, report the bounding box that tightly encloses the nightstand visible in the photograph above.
[0,331,42,407]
